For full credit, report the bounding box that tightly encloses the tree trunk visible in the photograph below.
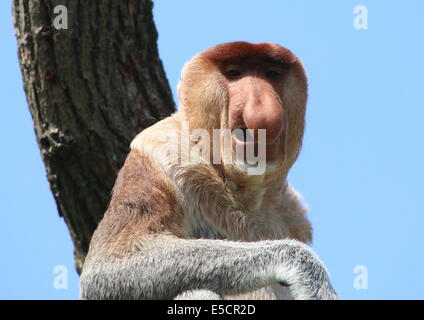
[13,0,175,273]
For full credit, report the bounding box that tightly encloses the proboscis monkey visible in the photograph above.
[80,41,337,300]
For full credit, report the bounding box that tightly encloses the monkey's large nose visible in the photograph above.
[241,78,284,145]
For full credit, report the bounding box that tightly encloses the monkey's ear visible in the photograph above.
[178,58,227,130]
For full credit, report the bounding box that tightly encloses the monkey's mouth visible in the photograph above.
[232,126,255,144]
[231,126,282,164]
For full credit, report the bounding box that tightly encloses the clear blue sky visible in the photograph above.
[1,0,423,299]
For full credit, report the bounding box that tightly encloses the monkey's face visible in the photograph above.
[179,42,308,176]
[223,58,288,165]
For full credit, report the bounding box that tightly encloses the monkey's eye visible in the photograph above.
[225,66,243,79]
[265,68,281,79]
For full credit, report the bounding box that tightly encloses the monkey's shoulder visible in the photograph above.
[130,112,182,152]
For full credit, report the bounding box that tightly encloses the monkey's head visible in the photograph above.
[178,42,307,179]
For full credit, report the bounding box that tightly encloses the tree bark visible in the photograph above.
[13,0,175,273]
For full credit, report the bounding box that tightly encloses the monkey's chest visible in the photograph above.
[183,206,290,241]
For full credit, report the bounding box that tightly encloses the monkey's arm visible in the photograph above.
[80,236,337,300]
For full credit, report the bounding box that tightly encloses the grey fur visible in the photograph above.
[175,290,223,300]
[80,238,337,300]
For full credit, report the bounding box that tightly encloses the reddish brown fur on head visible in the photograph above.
[178,41,308,175]
[202,41,298,65]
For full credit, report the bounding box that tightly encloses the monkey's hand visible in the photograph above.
[273,239,338,300]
